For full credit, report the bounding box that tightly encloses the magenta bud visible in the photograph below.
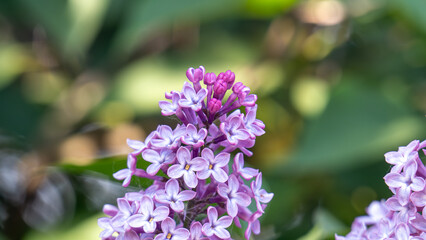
[186,68,195,82]
[214,79,227,95]
[193,68,204,83]
[208,98,222,114]
[186,66,205,83]
[224,70,235,85]
[232,82,245,94]
[186,67,195,82]
[217,72,225,80]
[204,72,216,85]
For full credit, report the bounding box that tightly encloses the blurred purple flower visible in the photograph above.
[384,160,425,205]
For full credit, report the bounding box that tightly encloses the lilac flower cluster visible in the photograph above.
[98,66,273,240]
[336,140,426,240]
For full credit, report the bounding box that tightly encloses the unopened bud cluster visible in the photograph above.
[98,66,273,240]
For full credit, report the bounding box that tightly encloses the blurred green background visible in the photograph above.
[0,0,425,239]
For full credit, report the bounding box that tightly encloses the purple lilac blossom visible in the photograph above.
[202,207,233,239]
[217,175,251,217]
[151,125,186,150]
[251,173,274,213]
[98,66,273,240]
[219,115,250,145]
[196,148,229,183]
[154,179,195,212]
[127,196,169,233]
[232,153,258,180]
[143,149,175,176]
[167,147,208,188]
[336,139,426,240]
[181,124,207,148]
[154,217,190,240]
[159,92,181,116]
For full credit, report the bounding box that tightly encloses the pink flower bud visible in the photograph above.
[224,70,235,89]
[186,67,195,82]
[186,66,205,83]
[208,98,222,114]
[214,79,227,95]
[204,72,216,85]
[232,82,245,94]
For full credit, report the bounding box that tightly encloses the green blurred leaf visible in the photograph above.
[111,0,244,59]
[58,155,151,188]
[17,0,108,58]
[17,0,70,51]
[274,80,425,175]
[59,155,127,177]
[0,43,33,89]
[390,0,426,35]
[24,214,102,240]
[244,0,297,18]
[64,0,110,56]
[298,208,346,240]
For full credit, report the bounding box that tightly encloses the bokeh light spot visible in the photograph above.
[300,0,346,26]
[291,77,329,117]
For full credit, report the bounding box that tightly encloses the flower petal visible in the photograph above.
[170,201,184,212]
[384,173,405,188]
[127,214,146,228]
[173,228,190,239]
[214,227,230,239]
[177,147,191,165]
[147,164,161,175]
[202,223,214,237]
[113,169,130,181]
[177,190,196,201]
[227,199,238,217]
[161,217,176,234]
[211,168,228,183]
[184,171,198,188]
[214,152,230,167]
[167,165,184,179]
[397,186,411,206]
[197,169,211,180]
[207,207,218,223]
[166,179,180,197]
[142,149,160,164]
[153,206,169,221]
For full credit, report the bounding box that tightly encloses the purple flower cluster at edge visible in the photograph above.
[98,66,273,240]
[336,140,426,240]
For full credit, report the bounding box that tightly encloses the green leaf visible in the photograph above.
[389,0,426,35]
[58,154,152,188]
[298,208,346,240]
[59,155,128,177]
[16,0,109,59]
[24,214,103,240]
[111,0,244,59]
[274,80,425,175]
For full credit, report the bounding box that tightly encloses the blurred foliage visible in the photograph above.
[0,0,425,239]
